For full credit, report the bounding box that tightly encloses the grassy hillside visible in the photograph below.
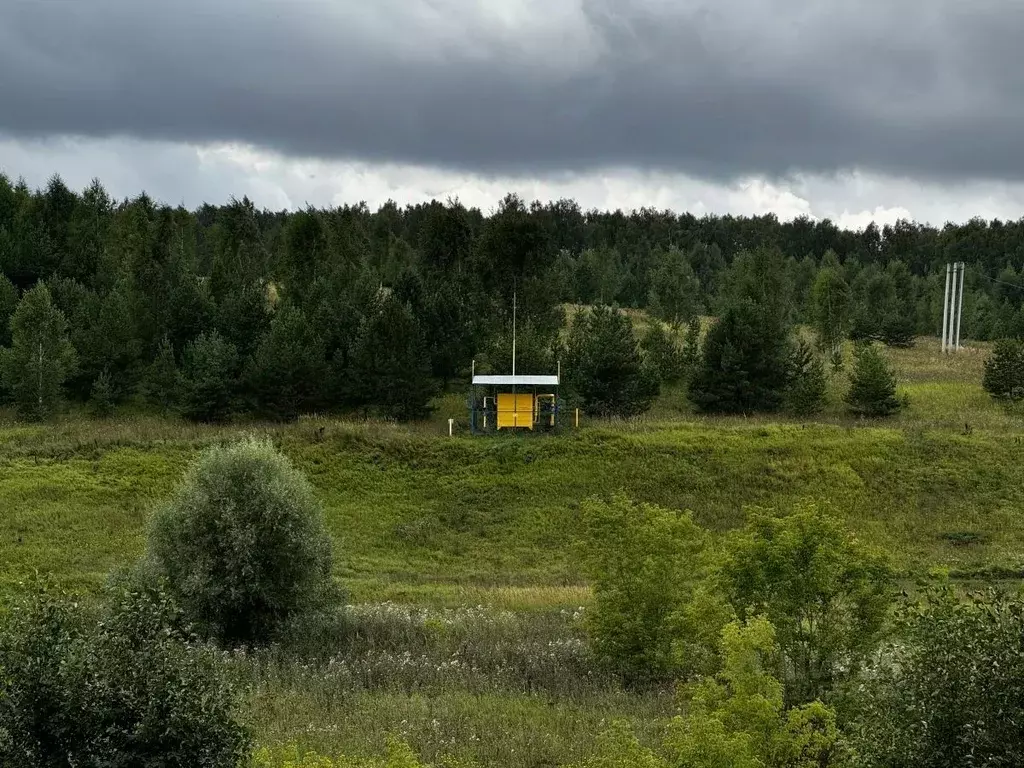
[2,335,1022,765]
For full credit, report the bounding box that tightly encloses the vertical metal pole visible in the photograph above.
[575,408,579,428]
[955,262,965,350]
[512,291,517,377]
[941,263,951,353]
[448,418,454,437]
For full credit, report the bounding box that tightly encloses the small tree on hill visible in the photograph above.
[648,247,702,327]
[811,266,852,358]
[564,305,659,418]
[146,438,334,646]
[0,283,77,420]
[983,339,1024,401]
[845,342,903,417]
[689,298,791,414]
[641,322,687,385]
[180,331,239,422]
[784,339,827,416]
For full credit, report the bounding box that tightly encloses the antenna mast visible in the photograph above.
[512,290,517,376]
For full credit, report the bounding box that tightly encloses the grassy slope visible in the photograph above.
[1,336,1021,600]
[2,335,1022,765]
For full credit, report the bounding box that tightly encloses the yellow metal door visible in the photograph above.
[497,393,535,430]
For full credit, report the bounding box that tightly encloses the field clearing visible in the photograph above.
[3,336,1023,764]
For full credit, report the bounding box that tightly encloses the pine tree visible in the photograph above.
[689,298,791,414]
[983,339,1024,401]
[785,339,827,416]
[811,266,852,356]
[347,293,436,421]
[179,331,239,423]
[0,283,77,420]
[648,247,702,327]
[845,343,903,417]
[0,273,17,347]
[564,305,659,418]
[641,322,686,385]
[243,304,327,421]
[144,336,180,409]
[89,369,115,417]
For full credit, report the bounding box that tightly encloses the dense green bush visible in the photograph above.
[847,588,1024,767]
[575,495,720,685]
[982,338,1024,400]
[721,504,893,705]
[845,343,903,417]
[146,437,335,646]
[0,582,249,766]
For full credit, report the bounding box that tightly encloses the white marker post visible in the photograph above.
[448,418,454,437]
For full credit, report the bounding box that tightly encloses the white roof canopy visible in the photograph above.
[472,375,559,386]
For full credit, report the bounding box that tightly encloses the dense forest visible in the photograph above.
[1,172,1023,421]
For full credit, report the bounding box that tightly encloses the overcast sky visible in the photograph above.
[2,0,1023,227]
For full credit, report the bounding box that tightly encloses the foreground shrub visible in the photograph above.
[147,437,334,646]
[666,618,848,768]
[847,588,1024,767]
[252,739,477,767]
[575,495,722,685]
[721,504,893,705]
[0,582,249,766]
[578,620,848,768]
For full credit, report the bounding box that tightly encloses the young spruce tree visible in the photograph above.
[845,342,904,417]
[564,305,659,418]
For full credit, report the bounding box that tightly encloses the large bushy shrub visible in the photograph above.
[721,504,893,705]
[848,588,1024,767]
[575,495,721,685]
[146,437,335,646]
[0,582,249,766]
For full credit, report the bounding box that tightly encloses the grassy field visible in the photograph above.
[1,335,1022,765]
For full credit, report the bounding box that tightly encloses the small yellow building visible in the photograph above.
[470,374,560,432]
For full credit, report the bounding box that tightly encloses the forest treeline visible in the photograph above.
[1,173,1023,420]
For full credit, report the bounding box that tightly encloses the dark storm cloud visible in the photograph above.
[2,0,1023,181]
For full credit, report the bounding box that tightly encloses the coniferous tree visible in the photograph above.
[845,343,903,417]
[0,273,17,347]
[89,369,115,417]
[243,304,327,421]
[785,339,828,416]
[0,283,77,420]
[689,298,792,414]
[648,247,702,327]
[347,293,436,421]
[641,322,686,385]
[983,339,1024,401]
[143,336,180,409]
[179,331,239,422]
[564,305,659,418]
[811,265,852,357]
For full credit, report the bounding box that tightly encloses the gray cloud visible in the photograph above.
[2,0,1023,182]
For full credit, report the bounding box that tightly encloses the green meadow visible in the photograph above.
[2,335,1022,765]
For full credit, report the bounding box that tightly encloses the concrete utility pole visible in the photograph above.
[955,261,966,350]
[941,262,952,353]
